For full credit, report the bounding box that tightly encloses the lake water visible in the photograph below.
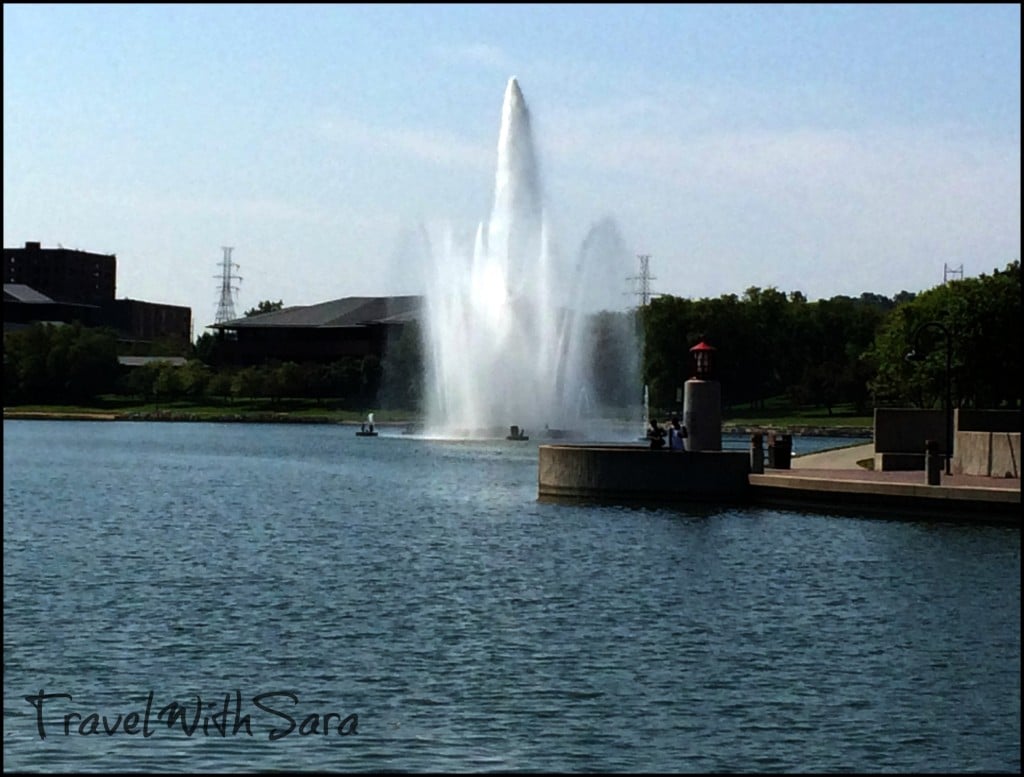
[3,421,1020,772]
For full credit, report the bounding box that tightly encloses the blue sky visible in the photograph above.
[4,4,1020,333]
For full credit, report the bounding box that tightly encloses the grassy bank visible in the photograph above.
[5,397,874,435]
[3,398,415,425]
[720,399,872,435]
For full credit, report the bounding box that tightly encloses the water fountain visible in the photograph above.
[419,77,637,438]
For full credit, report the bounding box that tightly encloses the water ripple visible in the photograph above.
[3,421,1020,772]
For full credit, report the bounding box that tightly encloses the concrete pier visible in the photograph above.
[538,444,750,503]
[538,441,1020,523]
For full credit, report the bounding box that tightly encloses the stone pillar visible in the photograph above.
[767,432,793,469]
[683,378,721,452]
[750,432,764,473]
[924,439,942,485]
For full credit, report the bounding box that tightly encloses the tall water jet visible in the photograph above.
[420,77,637,438]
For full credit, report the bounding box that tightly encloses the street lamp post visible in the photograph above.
[908,322,953,475]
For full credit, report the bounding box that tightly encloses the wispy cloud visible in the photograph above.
[316,116,492,170]
[432,42,511,70]
[539,112,1020,298]
[92,192,333,226]
[544,114,1020,213]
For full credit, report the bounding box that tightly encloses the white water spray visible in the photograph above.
[419,77,636,438]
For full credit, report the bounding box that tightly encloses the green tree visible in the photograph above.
[232,366,265,401]
[120,362,162,401]
[323,359,360,402]
[589,310,640,408]
[640,285,901,417]
[789,295,886,414]
[206,370,234,403]
[641,295,694,410]
[193,331,230,367]
[742,286,794,403]
[267,361,304,404]
[153,363,184,402]
[180,360,211,400]
[3,322,118,403]
[4,323,54,402]
[122,334,190,358]
[298,362,329,404]
[243,300,284,318]
[379,321,423,410]
[360,354,383,404]
[65,326,120,401]
[866,261,1021,409]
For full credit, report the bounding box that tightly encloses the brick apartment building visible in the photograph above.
[4,241,191,346]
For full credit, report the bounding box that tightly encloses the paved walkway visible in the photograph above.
[790,442,874,470]
[787,442,1021,492]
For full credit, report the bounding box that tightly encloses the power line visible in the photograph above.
[214,246,242,324]
[626,254,656,308]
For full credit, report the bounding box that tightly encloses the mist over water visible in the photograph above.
[419,77,637,438]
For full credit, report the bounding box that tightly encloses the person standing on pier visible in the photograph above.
[648,418,666,450]
[668,415,687,451]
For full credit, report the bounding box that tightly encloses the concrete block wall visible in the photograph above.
[955,409,1020,433]
[875,407,1020,476]
[953,430,1021,478]
[873,408,946,470]
[953,409,1020,477]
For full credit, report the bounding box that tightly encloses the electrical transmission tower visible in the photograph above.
[626,254,656,307]
[943,263,963,284]
[214,246,242,324]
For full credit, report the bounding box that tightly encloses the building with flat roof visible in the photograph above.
[4,241,116,306]
[3,283,103,331]
[102,298,192,347]
[3,241,191,347]
[208,295,422,365]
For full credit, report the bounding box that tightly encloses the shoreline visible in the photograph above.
[2,409,873,438]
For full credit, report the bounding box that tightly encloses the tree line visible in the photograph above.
[2,322,386,408]
[640,261,1020,414]
[4,262,1019,413]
